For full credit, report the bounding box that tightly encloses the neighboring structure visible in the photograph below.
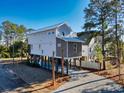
[78,31,102,62]
[27,23,83,74]
[0,31,5,45]
[88,36,102,61]
[81,45,89,61]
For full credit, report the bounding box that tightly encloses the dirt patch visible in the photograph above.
[94,64,124,86]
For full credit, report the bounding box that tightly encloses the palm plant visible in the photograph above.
[0,45,10,58]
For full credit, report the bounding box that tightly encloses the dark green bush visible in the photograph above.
[0,45,10,58]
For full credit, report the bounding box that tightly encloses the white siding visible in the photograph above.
[87,36,102,61]
[82,45,88,57]
[56,24,72,37]
[81,61,101,70]
[28,29,56,57]
[88,36,102,56]
[88,37,95,56]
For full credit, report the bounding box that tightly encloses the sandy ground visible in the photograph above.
[54,69,124,93]
[3,62,69,93]
[94,64,124,86]
[4,63,52,84]
[0,63,27,93]
[2,61,124,93]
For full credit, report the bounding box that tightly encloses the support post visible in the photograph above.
[40,56,41,67]
[66,60,69,75]
[70,59,71,68]
[48,57,50,69]
[61,48,64,76]
[45,56,46,68]
[30,55,32,63]
[56,59,59,73]
[43,56,45,68]
[52,51,56,86]
[74,59,76,69]
[46,56,48,68]
[12,43,15,64]
[80,58,82,69]
[41,56,43,67]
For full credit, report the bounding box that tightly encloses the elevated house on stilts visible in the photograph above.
[27,23,83,75]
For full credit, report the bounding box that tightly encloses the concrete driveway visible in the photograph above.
[0,63,27,92]
[53,69,124,93]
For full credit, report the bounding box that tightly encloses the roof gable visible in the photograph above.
[28,22,71,35]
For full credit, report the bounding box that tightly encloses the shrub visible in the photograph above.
[0,45,10,58]
[26,60,40,67]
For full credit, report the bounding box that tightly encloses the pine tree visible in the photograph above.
[83,0,112,70]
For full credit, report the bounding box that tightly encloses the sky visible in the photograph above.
[0,0,89,32]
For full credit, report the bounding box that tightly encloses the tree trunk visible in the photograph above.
[115,9,121,80]
[101,14,106,70]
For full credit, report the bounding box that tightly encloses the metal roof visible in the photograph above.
[62,37,84,43]
[28,22,71,35]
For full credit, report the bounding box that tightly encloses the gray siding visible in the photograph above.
[56,38,67,57]
[56,38,82,58]
[68,42,82,57]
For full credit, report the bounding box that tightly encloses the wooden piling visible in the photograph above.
[52,51,56,86]
[66,60,69,75]
[61,48,64,76]
[80,58,82,69]
[70,59,71,68]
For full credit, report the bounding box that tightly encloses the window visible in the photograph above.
[42,50,43,54]
[52,32,55,34]
[99,40,101,43]
[48,32,51,35]
[48,32,54,35]
[57,43,61,47]
[73,43,77,53]
[89,48,91,52]
[62,32,65,36]
[94,38,97,43]
[39,44,41,49]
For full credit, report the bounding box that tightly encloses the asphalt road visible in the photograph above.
[0,63,27,92]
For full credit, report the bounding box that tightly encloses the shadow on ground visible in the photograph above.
[0,61,53,92]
